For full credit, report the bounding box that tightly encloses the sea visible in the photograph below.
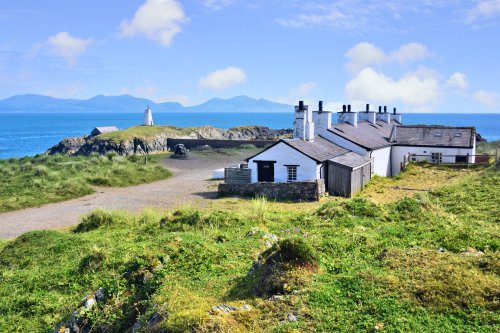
[0,112,499,159]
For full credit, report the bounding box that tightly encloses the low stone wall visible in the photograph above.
[218,179,325,201]
[167,139,275,150]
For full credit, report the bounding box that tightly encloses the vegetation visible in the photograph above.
[96,125,203,143]
[0,164,498,332]
[477,140,500,155]
[0,153,171,212]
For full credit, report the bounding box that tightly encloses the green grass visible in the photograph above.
[96,125,200,143]
[0,153,172,212]
[0,165,498,332]
[477,140,500,155]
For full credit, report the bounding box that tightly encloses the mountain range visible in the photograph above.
[0,94,292,113]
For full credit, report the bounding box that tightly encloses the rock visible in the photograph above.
[211,304,238,313]
[84,297,96,309]
[46,137,86,155]
[245,226,262,237]
[464,247,484,256]
[262,233,279,248]
[287,312,298,322]
[147,312,164,326]
[241,305,251,311]
[94,287,106,302]
[268,295,284,302]
[438,247,446,253]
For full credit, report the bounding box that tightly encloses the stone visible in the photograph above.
[268,295,284,302]
[211,304,238,313]
[84,297,96,309]
[147,312,164,326]
[287,312,298,322]
[241,305,251,311]
[245,227,262,237]
[94,287,106,302]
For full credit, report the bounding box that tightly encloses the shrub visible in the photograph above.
[250,237,318,296]
[316,198,385,219]
[74,210,119,233]
[33,165,49,177]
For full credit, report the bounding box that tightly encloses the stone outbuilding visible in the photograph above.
[91,126,119,136]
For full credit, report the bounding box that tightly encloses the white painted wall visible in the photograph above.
[371,147,392,176]
[248,142,319,183]
[391,146,476,175]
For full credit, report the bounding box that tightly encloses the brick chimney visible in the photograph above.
[337,104,358,126]
[376,105,391,123]
[294,101,314,141]
[312,100,332,134]
[357,103,376,124]
[392,107,402,123]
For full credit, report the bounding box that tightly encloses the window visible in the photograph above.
[431,152,442,163]
[454,133,462,137]
[287,165,298,181]
[411,153,417,162]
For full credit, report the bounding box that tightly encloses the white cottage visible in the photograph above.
[245,101,477,197]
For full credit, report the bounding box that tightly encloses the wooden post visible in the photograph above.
[466,153,469,168]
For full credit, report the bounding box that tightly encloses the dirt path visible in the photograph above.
[0,149,253,239]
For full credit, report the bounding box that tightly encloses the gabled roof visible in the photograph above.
[391,125,475,148]
[246,136,348,163]
[91,126,119,135]
[329,152,372,169]
[328,121,395,150]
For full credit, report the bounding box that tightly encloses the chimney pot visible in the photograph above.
[348,104,351,113]
[378,106,382,113]
[384,106,387,113]
[366,104,370,113]
[299,101,304,111]
[319,101,323,112]
[393,107,397,114]
[342,105,346,113]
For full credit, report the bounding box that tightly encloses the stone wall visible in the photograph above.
[218,179,325,201]
[167,139,275,150]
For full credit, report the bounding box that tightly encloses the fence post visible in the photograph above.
[496,148,498,164]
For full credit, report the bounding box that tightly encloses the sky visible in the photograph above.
[0,0,500,113]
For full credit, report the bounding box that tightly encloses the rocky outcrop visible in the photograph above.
[47,126,292,156]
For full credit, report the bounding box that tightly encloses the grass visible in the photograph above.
[0,153,172,213]
[96,125,203,143]
[477,140,500,155]
[0,164,498,332]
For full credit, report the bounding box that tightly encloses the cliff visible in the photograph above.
[46,125,292,156]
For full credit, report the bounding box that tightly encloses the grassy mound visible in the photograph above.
[0,153,171,212]
[0,164,498,332]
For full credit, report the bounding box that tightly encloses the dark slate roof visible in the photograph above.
[329,152,372,169]
[282,136,349,162]
[392,125,475,148]
[328,121,395,150]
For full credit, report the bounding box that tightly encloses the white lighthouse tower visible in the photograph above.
[144,106,154,126]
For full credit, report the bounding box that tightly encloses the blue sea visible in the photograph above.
[0,112,499,159]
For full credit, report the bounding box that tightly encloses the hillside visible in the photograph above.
[0,94,291,113]
[46,125,292,156]
[0,164,498,332]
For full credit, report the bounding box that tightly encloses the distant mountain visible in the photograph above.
[0,94,291,113]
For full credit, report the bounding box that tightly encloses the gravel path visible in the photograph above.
[0,150,252,239]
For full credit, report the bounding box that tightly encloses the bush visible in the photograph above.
[74,210,119,233]
[250,237,318,296]
[316,198,385,219]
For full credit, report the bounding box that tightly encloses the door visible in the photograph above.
[257,161,275,182]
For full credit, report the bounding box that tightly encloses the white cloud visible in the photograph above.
[199,66,247,90]
[345,67,441,106]
[276,1,456,32]
[203,0,235,10]
[47,32,92,65]
[445,72,468,90]
[120,0,187,47]
[473,90,499,107]
[345,42,430,74]
[464,0,500,24]
[290,82,317,96]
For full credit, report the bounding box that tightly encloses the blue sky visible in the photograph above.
[1,0,499,113]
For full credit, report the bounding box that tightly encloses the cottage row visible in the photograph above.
[246,101,476,197]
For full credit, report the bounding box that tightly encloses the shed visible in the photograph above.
[327,152,372,198]
[91,126,119,136]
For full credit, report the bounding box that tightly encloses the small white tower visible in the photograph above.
[144,106,154,126]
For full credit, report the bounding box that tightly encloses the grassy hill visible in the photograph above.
[0,163,498,332]
[0,153,171,212]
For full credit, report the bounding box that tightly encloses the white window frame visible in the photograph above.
[286,165,298,182]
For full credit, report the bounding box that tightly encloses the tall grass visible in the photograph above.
[0,153,172,212]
